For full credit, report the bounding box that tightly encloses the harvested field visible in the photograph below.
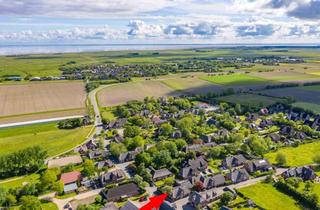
[259,87,320,104]
[161,76,223,94]
[217,94,285,108]
[0,81,86,117]
[98,81,179,107]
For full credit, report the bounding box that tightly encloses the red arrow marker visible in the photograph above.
[140,194,167,210]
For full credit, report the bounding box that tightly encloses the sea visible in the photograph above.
[0,44,319,56]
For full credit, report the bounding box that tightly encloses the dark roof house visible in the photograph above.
[227,168,250,184]
[222,155,247,169]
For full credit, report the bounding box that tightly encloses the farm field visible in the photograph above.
[250,69,319,82]
[0,81,86,117]
[265,141,320,166]
[97,80,179,107]
[238,183,302,210]
[0,122,93,157]
[160,75,222,94]
[200,73,269,86]
[217,93,285,108]
[292,102,320,114]
[259,87,320,105]
[301,85,320,91]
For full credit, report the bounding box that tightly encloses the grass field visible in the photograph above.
[217,94,284,108]
[0,173,40,190]
[301,85,320,91]
[0,81,86,117]
[0,122,93,157]
[292,102,320,114]
[251,70,319,82]
[238,183,301,210]
[41,201,59,210]
[100,107,117,121]
[160,75,222,94]
[98,80,179,107]
[265,141,320,166]
[200,74,268,85]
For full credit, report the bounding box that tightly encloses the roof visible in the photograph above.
[223,155,247,168]
[60,171,81,184]
[106,183,140,201]
[120,200,140,210]
[69,195,97,209]
[64,183,78,192]
[152,168,172,179]
[47,155,82,168]
[102,203,119,210]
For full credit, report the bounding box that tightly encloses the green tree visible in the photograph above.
[53,180,64,194]
[19,196,41,210]
[124,126,141,138]
[220,192,233,205]
[5,194,17,207]
[276,153,287,166]
[82,160,96,177]
[135,152,152,166]
[0,187,7,206]
[40,170,57,190]
[160,123,173,136]
[153,150,172,169]
[109,143,127,157]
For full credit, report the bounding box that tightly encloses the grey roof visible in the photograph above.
[228,168,250,183]
[64,183,78,193]
[152,168,172,180]
[282,166,316,180]
[102,203,119,210]
[105,183,140,201]
[246,159,272,173]
[223,155,247,169]
[100,169,126,185]
[120,200,140,210]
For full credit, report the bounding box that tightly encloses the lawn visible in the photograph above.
[100,107,117,121]
[292,102,320,114]
[200,73,268,86]
[0,122,93,157]
[41,201,59,210]
[238,183,301,210]
[0,173,40,190]
[217,93,284,108]
[265,141,320,166]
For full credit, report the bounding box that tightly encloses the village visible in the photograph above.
[42,96,320,210]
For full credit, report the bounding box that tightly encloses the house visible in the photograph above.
[246,113,258,121]
[114,134,125,143]
[191,174,225,190]
[47,155,83,169]
[100,169,126,186]
[282,166,316,181]
[169,183,192,202]
[160,201,177,210]
[102,203,119,210]
[102,183,140,202]
[179,157,208,179]
[260,108,269,115]
[227,168,250,184]
[120,200,140,210]
[108,118,127,129]
[188,190,217,208]
[222,155,247,169]
[97,160,114,170]
[60,171,81,193]
[268,133,281,142]
[117,148,142,163]
[150,167,172,181]
[88,150,108,159]
[171,130,182,139]
[69,195,97,210]
[245,159,273,174]
[259,119,273,128]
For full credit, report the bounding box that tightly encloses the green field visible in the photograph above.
[200,74,268,85]
[0,173,40,190]
[265,141,320,166]
[0,122,93,157]
[238,183,301,210]
[217,93,284,108]
[292,102,320,114]
[41,201,59,210]
[301,85,320,91]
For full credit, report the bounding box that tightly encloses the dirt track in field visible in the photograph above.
[98,81,180,107]
[0,82,86,117]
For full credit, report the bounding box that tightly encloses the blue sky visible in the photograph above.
[0,0,320,44]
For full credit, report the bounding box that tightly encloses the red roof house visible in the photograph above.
[60,171,81,185]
